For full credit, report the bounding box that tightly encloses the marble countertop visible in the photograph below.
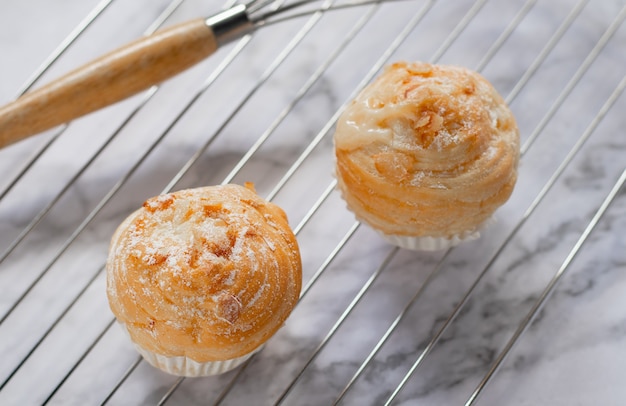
[1,0,625,405]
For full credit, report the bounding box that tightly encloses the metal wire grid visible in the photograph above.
[0,0,625,404]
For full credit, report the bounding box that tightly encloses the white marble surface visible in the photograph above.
[0,0,625,405]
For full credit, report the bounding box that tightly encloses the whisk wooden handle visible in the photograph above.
[0,18,217,149]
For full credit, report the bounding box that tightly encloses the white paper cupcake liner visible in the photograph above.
[133,342,258,377]
[117,323,259,377]
[377,214,496,251]
[377,228,481,251]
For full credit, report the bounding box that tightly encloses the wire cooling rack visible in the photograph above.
[0,0,625,404]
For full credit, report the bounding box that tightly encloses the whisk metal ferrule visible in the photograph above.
[205,4,255,46]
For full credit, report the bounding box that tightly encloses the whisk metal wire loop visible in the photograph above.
[206,0,407,45]
[0,0,405,150]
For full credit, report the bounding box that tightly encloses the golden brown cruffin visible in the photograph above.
[334,61,520,250]
[106,183,302,376]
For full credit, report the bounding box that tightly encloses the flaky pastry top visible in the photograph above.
[106,184,302,362]
[334,62,520,238]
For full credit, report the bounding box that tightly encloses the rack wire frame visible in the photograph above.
[0,0,625,404]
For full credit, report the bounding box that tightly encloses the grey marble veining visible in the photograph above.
[0,0,625,405]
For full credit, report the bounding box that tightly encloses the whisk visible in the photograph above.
[0,0,397,149]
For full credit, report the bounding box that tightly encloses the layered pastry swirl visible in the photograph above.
[334,62,520,250]
[106,184,302,375]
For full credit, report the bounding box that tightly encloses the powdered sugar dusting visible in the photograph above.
[333,61,519,240]
[106,184,302,361]
[224,270,236,286]
[431,128,461,151]
[262,235,276,251]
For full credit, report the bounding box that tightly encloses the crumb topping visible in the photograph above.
[333,61,520,238]
[106,184,302,361]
